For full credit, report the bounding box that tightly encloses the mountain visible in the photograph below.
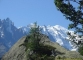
[0,18,26,58]
[22,25,80,51]
[0,18,82,58]
[1,35,83,60]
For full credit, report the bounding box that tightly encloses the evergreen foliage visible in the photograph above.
[78,43,83,56]
[54,0,83,56]
[54,0,83,35]
[20,22,55,60]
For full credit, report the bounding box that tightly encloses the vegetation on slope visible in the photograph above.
[20,22,56,60]
[78,43,83,56]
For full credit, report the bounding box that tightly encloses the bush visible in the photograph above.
[78,44,83,56]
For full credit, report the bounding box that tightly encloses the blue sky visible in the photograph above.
[0,0,71,28]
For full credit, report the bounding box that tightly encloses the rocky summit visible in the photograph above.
[0,18,26,58]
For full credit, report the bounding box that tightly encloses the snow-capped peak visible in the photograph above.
[21,25,80,51]
[0,20,82,58]
[41,25,75,50]
[53,25,67,30]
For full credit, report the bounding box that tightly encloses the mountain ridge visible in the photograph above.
[2,35,83,60]
[21,24,79,51]
[0,19,82,58]
[0,18,26,58]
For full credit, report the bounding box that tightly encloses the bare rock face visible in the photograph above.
[1,35,54,60]
[1,35,83,60]
[1,36,27,60]
[0,18,26,58]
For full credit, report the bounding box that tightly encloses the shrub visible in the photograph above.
[78,44,83,56]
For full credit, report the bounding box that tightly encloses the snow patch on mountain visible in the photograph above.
[22,24,79,51]
[41,25,77,51]
[1,31,4,38]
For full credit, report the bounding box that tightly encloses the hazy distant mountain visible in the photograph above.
[0,18,26,58]
[0,18,82,58]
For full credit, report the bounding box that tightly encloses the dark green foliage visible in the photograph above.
[27,53,55,60]
[54,0,83,35]
[78,43,83,56]
[20,22,55,60]
[34,44,56,56]
[67,32,76,41]
[57,56,61,60]
[54,0,83,56]
[26,40,56,60]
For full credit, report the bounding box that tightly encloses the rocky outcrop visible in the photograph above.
[1,36,27,60]
[1,35,83,60]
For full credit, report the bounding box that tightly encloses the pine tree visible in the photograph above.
[78,43,83,56]
[25,22,41,51]
[54,0,83,56]
[54,0,83,35]
[20,22,55,60]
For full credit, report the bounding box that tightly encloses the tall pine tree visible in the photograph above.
[20,22,55,60]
